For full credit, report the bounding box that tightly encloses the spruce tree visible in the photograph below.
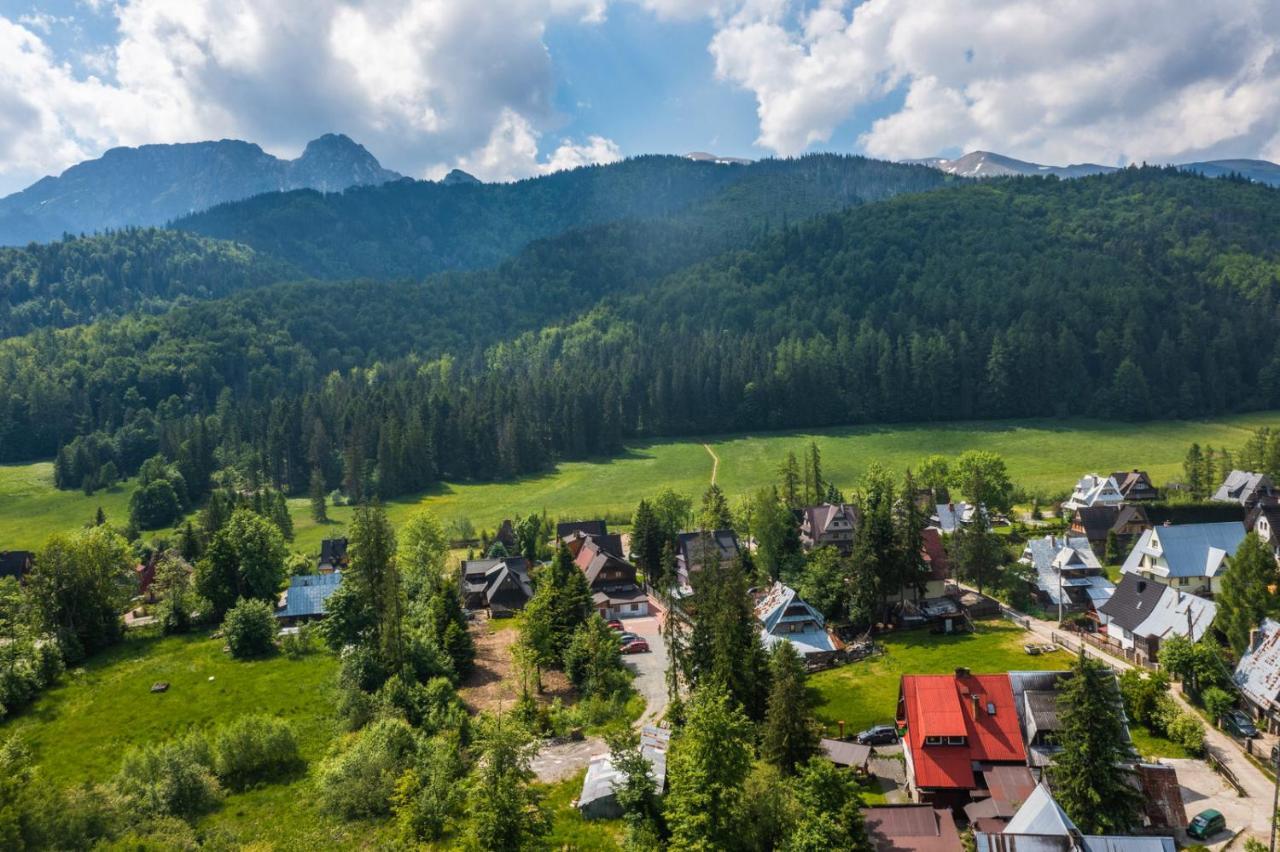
[1051,650,1142,834]
[808,441,824,505]
[779,452,801,508]
[665,685,753,850]
[1104,530,1121,565]
[761,640,819,774]
[698,484,732,531]
[310,468,328,523]
[631,499,663,584]
[1217,532,1280,655]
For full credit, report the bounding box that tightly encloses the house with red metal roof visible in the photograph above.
[896,668,1029,810]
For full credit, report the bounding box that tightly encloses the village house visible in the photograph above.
[1069,504,1151,557]
[1062,473,1125,511]
[1097,573,1217,665]
[799,503,860,553]
[933,502,977,534]
[578,726,669,820]
[961,764,1037,832]
[975,785,1176,852]
[863,805,963,852]
[0,550,34,582]
[1212,470,1277,507]
[919,527,952,599]
[675,529,740,587]
[1007,670,1130,773]
[754,582,842,667]
[317,537,348,573]
[1233,617,1280,734]
[1245,503,1280,561]
[1110,469,1160,502]
[896,668,1028,811]
[1018,535,1113,616]
[1120,520,1245,595]
[460,556,534,617]
[276,572,342,624]
[574,535,649,620]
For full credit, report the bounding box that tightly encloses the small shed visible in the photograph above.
[578,726,670,820]
[820,737,872,771]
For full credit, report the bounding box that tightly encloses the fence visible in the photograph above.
[1050,628,1159,671]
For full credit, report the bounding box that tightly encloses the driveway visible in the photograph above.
[1167,757,1269,848]
[532,614,670,782]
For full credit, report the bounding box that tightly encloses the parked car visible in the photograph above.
[621,639,650,654]
[1223,709,1258,739]
[1186,809,1226,840]
[855,724,899,746]
[606,620,624,631]
[617,632,639,645]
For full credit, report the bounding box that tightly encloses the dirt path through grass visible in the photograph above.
[703,443,720,485]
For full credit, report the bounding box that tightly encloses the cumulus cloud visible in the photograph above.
[0,0,623,193]
[709,0,1280,166]
[448,108,622,182]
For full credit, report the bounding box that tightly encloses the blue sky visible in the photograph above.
[0,0,1277,194]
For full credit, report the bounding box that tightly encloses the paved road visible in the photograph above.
[532,615,670,783]
[1016,612,1273,844]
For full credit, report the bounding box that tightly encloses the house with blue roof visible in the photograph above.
[754,582,841,666]
[276,572,343,623]
[1120,521,1245,596]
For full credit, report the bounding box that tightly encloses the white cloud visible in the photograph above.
[450,108,622,182]
[708,0,1280,166]
[0,0,623,194]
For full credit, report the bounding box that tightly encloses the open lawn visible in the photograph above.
[4,412,1279,554]
[809,621,1073,736]
[0,630,387,847]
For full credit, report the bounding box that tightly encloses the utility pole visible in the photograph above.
[1270,744,1279,852]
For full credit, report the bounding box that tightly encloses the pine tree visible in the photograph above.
[808,441,823,505]
[310,468,328,523]
[631,499,663,585]
[897,469,927,602]
[94,506,106,526]
[665,686,753,850]
[1051,650,1142,834]
[785,757,872,852]
[1217,532,1280,655]
[779,452,801,508]
[761,640,819,774]
[698,483,732,531]
[1104,530,1121,565]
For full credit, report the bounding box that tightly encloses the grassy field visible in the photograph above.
[809,621,1073,735]
[0,630,386,846]
[4,412,1278,554]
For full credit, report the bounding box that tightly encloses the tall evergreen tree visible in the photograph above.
[631,499,664,584]
[807,441,824,506]
[347,503,405,673]
[698,483,732,531]
[1216,532,1280,656]
[1051,650,1142,834]
[665,685,753,850]
[779,452,801,508]
[761,640,819,775]
[784,757,872,852]
[309,468,328,523]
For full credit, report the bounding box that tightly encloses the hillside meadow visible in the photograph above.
[1,412,1277,554]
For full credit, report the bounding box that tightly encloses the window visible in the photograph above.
[986,702,996,715]
[629,603,639,612]
[947,736,966,745]
[924,736,943,746]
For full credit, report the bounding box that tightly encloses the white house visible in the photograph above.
[754,582,840,665]
[1120,521,1245,596]
[1212,470,1276,507]
[1062,474,1125,511]
[1098,573,1217,665]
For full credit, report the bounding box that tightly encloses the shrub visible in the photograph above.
[378,675,470,737]
[392,733,466,843]
[0,637,64,719]
[211,715,301,790]
[223,598,277,659]
[280,624,315,659]
[1166,712,1206,756]
[318,718,421,818]
[1201,687,1236,723]
[114,735,221,820]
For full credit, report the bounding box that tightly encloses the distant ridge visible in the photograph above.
[906,149,1280,186]
[0,133,403,245]
[686,151,753,166]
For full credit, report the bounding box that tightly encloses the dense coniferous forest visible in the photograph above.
[2,162,1280,513]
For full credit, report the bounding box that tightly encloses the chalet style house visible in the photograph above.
[1212,470,1277,507]
[1120,521,1245,595]
[799,503,860,553]
[1110,470,1160,501]
[1245,503,1280,561]
[897,669,1027,810]
[1234,617,1280,734]
[1062,473,1124,511]
[1069,504,1151,556]
[1017,535,1113,615]
[460,556,534,616]
[675,529,740,587]
[317,537,348,573]
[754,582,840,666]
[1097,573,1216,665]
[574,535,649,619]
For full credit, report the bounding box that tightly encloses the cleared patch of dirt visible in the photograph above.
[458,616,572,714]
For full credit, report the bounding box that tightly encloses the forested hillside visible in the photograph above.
[3,166,1279,513]
[0,229,294,337]
[175,154,949,279]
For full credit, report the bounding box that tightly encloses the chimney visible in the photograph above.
[1249,627,1260,651]
[838,720,845,739]
[971,693,981,717]
[955,666,970,678]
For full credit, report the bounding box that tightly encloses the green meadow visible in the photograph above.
[2,412,1277,554]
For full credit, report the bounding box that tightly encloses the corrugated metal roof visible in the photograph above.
[820,738,872,768]
[1132,586,1216,643]
[1005,784,1077,835]
[1234,617,1280,708]
[276,572,342,618]
[865,805,963,852]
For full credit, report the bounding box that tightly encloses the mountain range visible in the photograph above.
[906,149,1280,185]
[0,133,403,245]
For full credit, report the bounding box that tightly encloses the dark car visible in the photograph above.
[856,724,898,746]
[1186,809,1226,840]
[1223,709,1258,739]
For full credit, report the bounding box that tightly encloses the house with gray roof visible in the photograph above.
[276,572,342,623]
[1018,535,1112,614]
[977,785,1176,852]
[799,503,860,553]
[933,502,977,534]
[460,556,534,616]
[1212,470,1277,507]
[1234,617,1280,734]
[1120,521,1245,595]
[573,536,649,620]
[754,582,841,665]
[675,529,740,587]
[578,726,669,820]
[1007,670,1131,773]
[1063,474,1125,511]
[1098,573,1217,665]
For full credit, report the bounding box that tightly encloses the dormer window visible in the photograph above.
[986,702,996,715]
[925,736,943,745]
[947,736,966,745]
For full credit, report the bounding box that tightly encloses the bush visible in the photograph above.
[281,624,315,659]
[1166,712,1206,756]
[114,735,221,820]
[318,718,421,818]
[377,674,469,737]
[0,637,64,719]
[391,733,466,843]
[223,598,277,659]
[1201,687,1236,723]
[210,715,300,790]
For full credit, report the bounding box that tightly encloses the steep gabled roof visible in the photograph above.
[319,537,348,565]
[1121,522,1245,578]
[1132,586,1216,643]
[1234,617,1280,709]
[573,537,637,587]
[1098,573,1168,633]
[1110,470,1158,499]
[802,503,860,538]
[1212,470,1274,504]
[1004,784,1077,835]
[557,520,608,540]
[921,527,950,579]
[676,529,740,569]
